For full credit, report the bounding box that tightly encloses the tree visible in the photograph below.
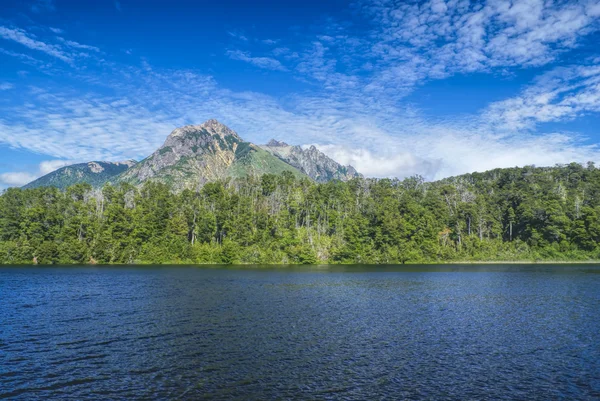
[2,163,600,265]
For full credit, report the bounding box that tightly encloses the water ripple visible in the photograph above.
[1,266,599,400]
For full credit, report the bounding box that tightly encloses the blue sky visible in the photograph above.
[1,0,600,188]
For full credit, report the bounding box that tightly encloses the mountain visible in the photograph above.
[23,160,136,190]
[261,139,362,183]
[118,120,307,191]
[21,120,362,191]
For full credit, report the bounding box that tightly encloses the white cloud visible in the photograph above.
[39,160,75,175]
[0,26,71,63]
[0,172,38,186]
[1,5,599,183]
[315,144,442,178]
[589,1,600,17]
[57,37,101,53]
[0,47,62,75]
[226,50,287,71]
[0,26,101,66]
[227,31,248,41]
[0,159,77,188]
[0,47,43,66]
[272,47,291,57]
[1,64,597,181]
[486,64,600,130]
[0,83,13,90]
[289,0,600,98]
[309,117,598,179]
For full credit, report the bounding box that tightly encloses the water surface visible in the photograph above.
[1,265,599,399]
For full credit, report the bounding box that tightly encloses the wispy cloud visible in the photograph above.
[226,50,288,71]
[57,37,101,53]
[0,83,14,90]
[0,26,72,63]
[1,62,598,181]
[0,47,54,73]
[485,64,600,130]
[0,25,103,69]
[287,0,600,98]
[371,0,600,69]
[0,87,177,162]
[1,2,600,182]
[227,31,248,41]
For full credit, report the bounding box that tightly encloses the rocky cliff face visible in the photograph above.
[23,160,136,190]
[261,140,362,182]
[118,120,306,191]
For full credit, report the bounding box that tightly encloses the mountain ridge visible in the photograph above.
[260,140,362,183]
[117,120,308,191]
[23,120,361,190]
[23,160,136,190]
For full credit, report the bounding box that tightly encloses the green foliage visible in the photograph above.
[234,141,253,158]
[2,163,600,264]
[159,146,172,155]
[229,146,307,179]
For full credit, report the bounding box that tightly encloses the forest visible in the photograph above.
[1,162,600,264]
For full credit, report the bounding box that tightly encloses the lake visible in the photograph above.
[1,265,599,400]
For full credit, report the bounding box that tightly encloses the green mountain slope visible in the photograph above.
[228,143,306,179]
[23,161,136,190]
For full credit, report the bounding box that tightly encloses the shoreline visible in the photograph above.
[3,260,600,267]
[440,260,600,264]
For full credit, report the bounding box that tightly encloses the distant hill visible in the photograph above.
[22,120,362,191]
[23,161,136,190]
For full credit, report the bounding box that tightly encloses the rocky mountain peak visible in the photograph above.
[87,162,105,173]
[260,141,362,183]
[266,139,290,147]
[201,119,240,139]
[117,159,137,167]
[117,120,308,191]
[167,119,240,141]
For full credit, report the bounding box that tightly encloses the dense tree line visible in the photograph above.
[2,162,600,264]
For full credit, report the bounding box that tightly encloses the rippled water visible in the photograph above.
[1,265,600,400]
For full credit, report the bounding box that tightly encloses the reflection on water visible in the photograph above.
[1,265,599,400]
